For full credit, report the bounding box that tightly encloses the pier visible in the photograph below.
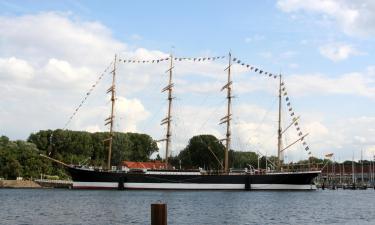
[34,179,72,189]
[317,162,375,189]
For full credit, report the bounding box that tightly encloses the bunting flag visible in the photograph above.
[63,60,114,130]
[231,56,278,79]
[280,79,313,156]
[119,56,225,64]
[229,56,311,154]
[229,55,313,155]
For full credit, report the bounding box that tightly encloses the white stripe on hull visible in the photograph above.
[73,182,118,189]
[252,184,317,190]
[73,182,316,190]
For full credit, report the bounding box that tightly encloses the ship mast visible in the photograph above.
[277,74,282,171]
[161,55,174,166]
[105,54,117,170]
[221,52,232,173]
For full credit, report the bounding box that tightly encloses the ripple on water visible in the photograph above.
[1,189,375,225]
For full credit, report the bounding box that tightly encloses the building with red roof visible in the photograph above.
[122,161,167,170]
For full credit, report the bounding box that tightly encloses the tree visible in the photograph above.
[229,150,258,168]
[0,136,9,145]
[28,130,159,168]
[111,132,159,165]
[178,134,225,170]
[3,158,21,179]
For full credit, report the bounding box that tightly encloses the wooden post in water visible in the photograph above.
[151,203,167,225]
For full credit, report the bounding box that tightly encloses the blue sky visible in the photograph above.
[1,0,375,161]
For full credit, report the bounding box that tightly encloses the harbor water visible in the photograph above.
[1,189,374,225]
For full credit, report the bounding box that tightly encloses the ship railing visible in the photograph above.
[266,165,322,174]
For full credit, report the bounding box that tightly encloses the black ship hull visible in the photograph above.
[67,167,320,190]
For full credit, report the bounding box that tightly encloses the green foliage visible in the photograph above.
[111,132,159,165]
[0,136,52,179]
[229,150,258,168]
[0,130,159,179]
[177,134,225,170]
[171,134,263,170]
[28,130,159,168]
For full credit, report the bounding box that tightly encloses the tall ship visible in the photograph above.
[41,53,320,190]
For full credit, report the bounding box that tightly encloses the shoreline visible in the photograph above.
[0,180,42,189]
[0,180,72,189]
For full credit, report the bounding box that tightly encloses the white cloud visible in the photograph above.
[0,12,166,140]
[283,68,375,98]
[37,58,94,90]
[0,12,125,67]
[167,102,280,156]
[116,96,150,132]
[0,57,34,81]
[177,64,375,100]
[121,47,168,60]
[333,116,375,160]
[277,0,375,37]
[85,125,101,133]
[319,43,361,62]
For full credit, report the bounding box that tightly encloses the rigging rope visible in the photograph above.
[60,53,312,160]
[230,56,312,156]
[63,60,114,130]
[118,56,226,64]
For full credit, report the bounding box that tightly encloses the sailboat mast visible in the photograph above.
[352,153,355,184]
[361,149,364,183]
[224,52,232,173]
[277,74,282,170]
[165,55,174,166]
[107,54,117,170]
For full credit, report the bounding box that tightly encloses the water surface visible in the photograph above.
[1,189,374,225]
